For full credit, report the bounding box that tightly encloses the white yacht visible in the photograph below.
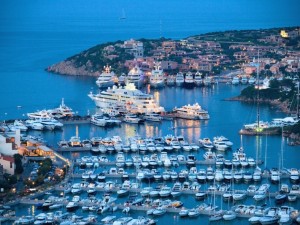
[27,109,52,120]
[241,75,248,84]
[27,98,74,120]
[25,120,44,130]
[248,76,256,85]
[36,118,63,130]
[124,114,142,124]
[48,98,74,118]
[149,62,165,89]
[68,136,82,147]
[166,75,175,86]
[118,73,126,86]
[172,103,209,120]
[175,72,184,86]
[88,83,165,114]
[213,136,233,148]
[199,137,214,149]
[96,65,116,88]
[203,75,213,86]
[143,113,162,122]
[8,120,28,132]
[90,114,108,127]
[231,76,240,85]
[194,71,202,86]
[126,65,144,87]
[184,72,194,88]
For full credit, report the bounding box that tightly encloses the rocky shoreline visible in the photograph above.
[226,96,291,114]
[47,60,100,77]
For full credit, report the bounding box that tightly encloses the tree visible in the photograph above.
[13,154,23,174]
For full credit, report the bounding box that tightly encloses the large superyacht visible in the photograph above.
[88,83,165,114]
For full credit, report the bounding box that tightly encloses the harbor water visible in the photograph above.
[0,0,300,224]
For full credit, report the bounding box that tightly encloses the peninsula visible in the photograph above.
[46,27,300,78]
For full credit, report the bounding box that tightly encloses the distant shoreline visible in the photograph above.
[225,96,291,114]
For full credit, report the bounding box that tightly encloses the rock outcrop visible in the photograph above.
[47,60,100,77]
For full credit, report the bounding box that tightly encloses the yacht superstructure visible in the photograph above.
[173,103,210,120]
[88,83,165,114]
[127,65,144,87]
[175,72,184,86]
[149,63,165,89]
[96,65,116,88]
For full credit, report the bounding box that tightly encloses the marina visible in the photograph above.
[1,83,300,225]
[0,1,299,225]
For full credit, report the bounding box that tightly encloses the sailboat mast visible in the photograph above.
[297,79,299,118]
[256,50,260,132]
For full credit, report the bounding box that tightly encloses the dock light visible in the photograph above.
[256,128,263,133]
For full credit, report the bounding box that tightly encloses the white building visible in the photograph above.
[0,130,20,156]
[0,154,15,175]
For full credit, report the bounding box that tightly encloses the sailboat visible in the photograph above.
[239,53,280,135]
[275,127,288,204]
[209,178,223,221]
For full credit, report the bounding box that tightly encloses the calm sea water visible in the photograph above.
[0,0,299,224]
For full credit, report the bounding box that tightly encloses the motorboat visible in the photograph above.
[42,199,53,210]
[152,207,166,216]
[209,212,223,221]
[66,201,79,211]
[124,114,142,124]
[90,114,108,127]
[88,82,165,114]
[232,192,246,201]
[213,140,229,151]
[179,208,189,217]
[7,120,28,132]
[14,216,35,225]
[159,186,171,197]
[143,113,162,122]
[188,208,200,218]
[25,120,44,130]
[195,191,207,200]
[199,137,214,149]
[35,118,60,130]
[170,182,182,197]
[253,184,270,201]
[259,215,279,225]
[213,136,233,148]
[275,193,287,204]
[96,65,115,88]
[203,150,216,160]
[68,136,82,147]
[270,168,280,183]
[173,103,209,120]
[223,210,237,220]
[249,216,262,224]
[289,168,300,183]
